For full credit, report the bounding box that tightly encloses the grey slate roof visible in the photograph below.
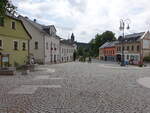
[18,15,56,36]
[125,32,145,38]
[99,41,118,49]
[60,39,74,46]
[118,32,145,43]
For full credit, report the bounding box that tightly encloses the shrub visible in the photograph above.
[143,56,150,62]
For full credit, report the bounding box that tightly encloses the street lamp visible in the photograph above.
[119,19,130,66]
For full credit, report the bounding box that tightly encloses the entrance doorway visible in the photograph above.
[116,54,121,62]
[54,55,56,63]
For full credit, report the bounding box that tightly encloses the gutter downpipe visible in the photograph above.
[43,33,46,64]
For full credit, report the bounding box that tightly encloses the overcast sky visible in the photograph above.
[12,0,150,43]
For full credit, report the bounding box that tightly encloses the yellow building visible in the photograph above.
[0,14,31,67]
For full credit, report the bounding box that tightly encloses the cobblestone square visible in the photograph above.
[0,62,150,113]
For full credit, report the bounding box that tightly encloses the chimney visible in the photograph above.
[34,19,36,22]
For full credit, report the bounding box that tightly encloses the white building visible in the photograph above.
[19,16,60,64]
[60,40,75,62]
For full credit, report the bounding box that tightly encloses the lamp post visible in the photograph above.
[119,19,130,66]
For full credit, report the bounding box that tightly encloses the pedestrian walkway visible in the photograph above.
[0,62,150,112]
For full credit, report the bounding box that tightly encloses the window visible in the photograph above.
[127,55,129,60]
[54,44,56,50]
[13,41,19,50]
[46,42,48,49]
[131,45,134,51]
[49,43,51,50]
[123,46,125,51]
[0,17,4,26]
[35,41,38,49]
[119,47,121,51]
[112,50,114,54]
[137,45,140,51]
[12,21,16,29]
[51,42,53,50]
[22,42,26,51]
[127,46,129,51]
[0,40,3,49]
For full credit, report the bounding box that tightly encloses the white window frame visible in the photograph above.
[13,40,19,50]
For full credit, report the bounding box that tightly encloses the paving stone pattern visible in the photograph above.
[0,62,150,113]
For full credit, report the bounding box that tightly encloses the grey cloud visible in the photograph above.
[67,0,87,13]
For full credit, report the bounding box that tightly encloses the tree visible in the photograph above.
[0,0,16,17]
[89,31,116,57]
[101,31,116,43]
[73,50,77,61]
[77,47,84,56]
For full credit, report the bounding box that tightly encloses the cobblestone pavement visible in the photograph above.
[0,62,150,113]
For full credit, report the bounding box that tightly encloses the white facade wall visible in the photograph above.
[20,16,76,65]
[60,43,74,62]
[142,31,150,58]
[20,17,45,64]
[44,35,60,64]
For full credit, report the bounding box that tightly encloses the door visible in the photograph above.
[54,55,56,63]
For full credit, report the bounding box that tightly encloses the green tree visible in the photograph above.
[77,47,84,56]
[101,31,116,43]
[89,31,116,57]
[0,0,16,16]
[73,50,77,61]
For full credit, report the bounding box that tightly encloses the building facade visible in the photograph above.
[99,31,150,65]
[45,28,60,64]
[19,16,60,64]
[99,41,118,61]
[60,41,75,62]
[0,15,31,67]
[116,32,150,64]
